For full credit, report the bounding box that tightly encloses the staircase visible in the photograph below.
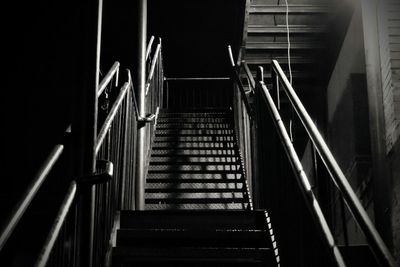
[112,108,277,266]
[243,0,332,88]
[146,109,250,210]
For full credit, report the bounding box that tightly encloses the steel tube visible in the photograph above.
[97,61,120,97]
[34,181,77,267]
[96,82,130,154]
[258,77,346,267]
[0,145,64,250]
[135,0,147,210]
[272,59,396,267]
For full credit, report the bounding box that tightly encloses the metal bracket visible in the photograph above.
[138,113,156,127]
[78,160,114,187]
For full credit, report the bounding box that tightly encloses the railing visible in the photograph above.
[228,46,280,267]
[0,60,146,266]
[135,37,164,209]
[257,66,346,267]
[269,60,396,267]
[228,44,396,265]
[228,46,254,210]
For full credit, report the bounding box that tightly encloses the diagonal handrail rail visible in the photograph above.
[145,40,162,95]
[98,61,120,97]
[228,45,252,115]
[0,127,68,251]
[271,60,396,267]
[257,66,346,267]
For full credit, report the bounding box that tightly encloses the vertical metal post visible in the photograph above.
[72,0,102,266]
[135,0,147,210]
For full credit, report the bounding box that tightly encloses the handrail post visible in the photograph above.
[135,0,147,210]
[72,0,103,266]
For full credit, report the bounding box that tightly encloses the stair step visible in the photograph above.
[146,182,243,189]
[151,149,237,156]
[155,136,235,142]
[147,173,242,179]
[112,246,272,266]
[145,203,248,210]
[152,142,235,148]
[119,210,267,228]
[157,118,230,123]
[145,188,244,193]
[145,197,246,204]
[246,41,324,50]
[147,172,242,179]
[156,129,234,135]
[116,229,269,248]
[248,25,327,34]
[244,56,315,65]
[148,165,240,172]
[157,123,231,129]
[146,192,244,199]
[249,4,330,14]
[150,156,238,163]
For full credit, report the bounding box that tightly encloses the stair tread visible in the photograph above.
[116,229,269,248]
[246,41,325,50]
[119,210,266,228]
[249,4,330,14]
[150,157,238,163]
[148,165,240,172]
[112,246,272,261]
[149,162,239,165]
[248,25,327,34]
[145,188,244,193]
[145,203,248,210]
[145,192,244,198]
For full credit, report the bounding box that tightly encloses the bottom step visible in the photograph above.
[145,203,249,210]
[112,247,273,267]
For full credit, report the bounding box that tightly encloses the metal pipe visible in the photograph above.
[34,181,77,267]
[73,0,103,265]
[145,43,161,95]
[242,61,255,89]
[135,0,147,210]
[228,45,235,67]
[97,61,120,97]
[145,36,155,61]
[0,145,64,250]
[272,59,396,267]
[96,82,130,154]
[257,70,346,267]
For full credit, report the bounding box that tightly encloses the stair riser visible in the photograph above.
[147,174,242,179]
[155,136,235,142]
[146,183,243,190]
[152,143,235,148]
[119,210,267,229]
[150,156,238,163]
[148,165,241,172]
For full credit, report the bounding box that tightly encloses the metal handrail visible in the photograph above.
[96,81,130,154]
[257,67,346,267]
[145,36,155,61]
[34,181,77,267]
[242,61,255,90]
[97,61,120,97]
[228,46,252,115]
[0,140,66,251]
[271,60,396,267]
[145,41,162,95]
